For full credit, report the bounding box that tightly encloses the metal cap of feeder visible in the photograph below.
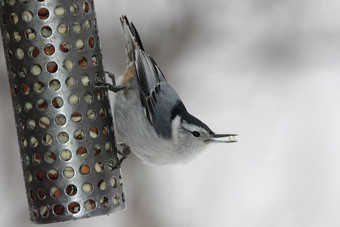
[0,0,126,224]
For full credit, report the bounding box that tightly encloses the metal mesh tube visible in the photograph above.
[0,0,125,224]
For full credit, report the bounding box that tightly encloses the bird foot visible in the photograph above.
[114,143,131,169]
[96,71,125,93]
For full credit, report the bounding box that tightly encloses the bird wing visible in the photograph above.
[121,15,176,138]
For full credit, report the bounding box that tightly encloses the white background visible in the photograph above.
[1,0,340,226]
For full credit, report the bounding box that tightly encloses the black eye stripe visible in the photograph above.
[192,131,200,137]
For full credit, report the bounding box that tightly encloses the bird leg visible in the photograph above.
[114,142,131,169]
[96,71,125,93]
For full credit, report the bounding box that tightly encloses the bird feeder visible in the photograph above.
[0,0,125,224]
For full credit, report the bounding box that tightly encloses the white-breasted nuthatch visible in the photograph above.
[98,15,237,166]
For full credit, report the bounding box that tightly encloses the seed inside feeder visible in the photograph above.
[83,2,89,12]
[40,206,50,218]
[71,112,82,123]
[44,151,56,164]
[74,130,85,140]
[84,92,93,103]
[60,41,70,52]
[19,66,27,77]
[33,81,45,93]
[13,31,21,42]
[65,184,77,196]
[32,153,41,165]
[38,188,46,200]
[38,8,49,20]
[95,162,104,173]
[52,97,63,108]
[39,117,50,128]
[37,99,47,110]
[16,48,24,60]
[30,190,35,201]
[35,171,43,182]
[54,6,65,17]
[60,149,72,161]
[55,114,66,126]
[21,83,30,95]
[63,59,74,70]
[84,200,96,210]
[80,164,90,175]
[97,89,103,101]
[25,28,36,40]
[22,10,33,22]
[42,134,53,146]
[27,118,35,130]
[90,127,99,138]
[57,23,68,35]
[32,207,39,218]
[87,109,96,120]
[100,197,110,208]
[63,167,74,179]
[69,94,79,105]
[77,147,87,158]
[18,119,24,130]
[91,55,98,66]
[110,177,117,188]
[78,57,87,68]
[89,37,94,48]
[82,182,93,193]
[26,172,33,183]
[28,46,39,58]
[85,20,92,30]
[8,50,14,60]
[10,12,18,24]
[44,44,55,55]
[66,76,76,88]
[24,154,30,166]
[73,21,82,33]
[31,64,41,76]
[49,79,61,91]
[4,31,10,41]
[81,75,90,86]
[48,169,58,180]
[30,136,38,148]
[53,205,64,215]
[57,132,69,144]
[24,102,32,113]
[21,137,27,148]
[70,3,79,15]
[41,26,52,38]
[100,108,107,119]
[103,125,109,136]
[50,187,62,198]
[92,144,101,155]
[113,195,120,205]
[46,61,58,73]
[98,179,107,190]
[68,202,80,214]
[75,39,84,50]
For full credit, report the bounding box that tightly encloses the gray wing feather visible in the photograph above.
[135,49,179,139]
[121,15,179,139]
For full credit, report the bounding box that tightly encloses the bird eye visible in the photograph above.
[192,131,200,137]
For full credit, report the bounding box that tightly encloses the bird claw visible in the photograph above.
[114,143,131,169]
[95,71,125,93]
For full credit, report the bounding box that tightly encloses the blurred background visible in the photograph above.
[1,0,340,226]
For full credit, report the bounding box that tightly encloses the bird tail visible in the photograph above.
[120,15,145,63]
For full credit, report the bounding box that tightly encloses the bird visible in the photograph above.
[97,15,237,166]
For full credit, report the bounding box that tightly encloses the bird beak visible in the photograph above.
[209,134,238,143]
